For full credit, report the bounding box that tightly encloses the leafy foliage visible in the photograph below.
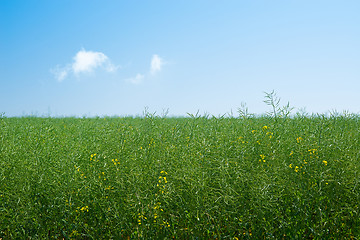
[1,111,360,239]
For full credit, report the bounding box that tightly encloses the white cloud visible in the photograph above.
[50,65,71,82]
[72,49,119,74]
[125,54,166,85]
[150,54,164,75]
[52,49,120,81]
[126,73,144,85]
[72,50,107,74]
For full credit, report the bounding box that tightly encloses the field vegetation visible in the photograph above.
[1,94,360,239]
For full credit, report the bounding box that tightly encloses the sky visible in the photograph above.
[1,0,360,117]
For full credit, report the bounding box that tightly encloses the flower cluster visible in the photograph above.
[157,171,168,194]
[111,158,119,165]
[76,205,89,213]
[137,212,147,225]
[90,153,98,162]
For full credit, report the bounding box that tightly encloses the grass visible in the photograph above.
[1,108,360,239]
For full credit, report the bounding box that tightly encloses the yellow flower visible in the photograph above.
[296,137,302,143]
[266,132,273,139]
[80,206,89,212]
[112,159,119,165]
[323,160,328,166]
[308,149,317,154]
[262,126,269,130]
[70,230,79,237]
[295,166,299,172]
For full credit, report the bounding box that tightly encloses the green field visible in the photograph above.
[1,110,360,239]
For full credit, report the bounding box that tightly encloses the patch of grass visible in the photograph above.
[1,110,360,239]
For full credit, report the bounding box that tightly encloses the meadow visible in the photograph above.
[1,106,360,239]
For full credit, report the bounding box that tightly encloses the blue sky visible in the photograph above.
[1,0,360,117]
